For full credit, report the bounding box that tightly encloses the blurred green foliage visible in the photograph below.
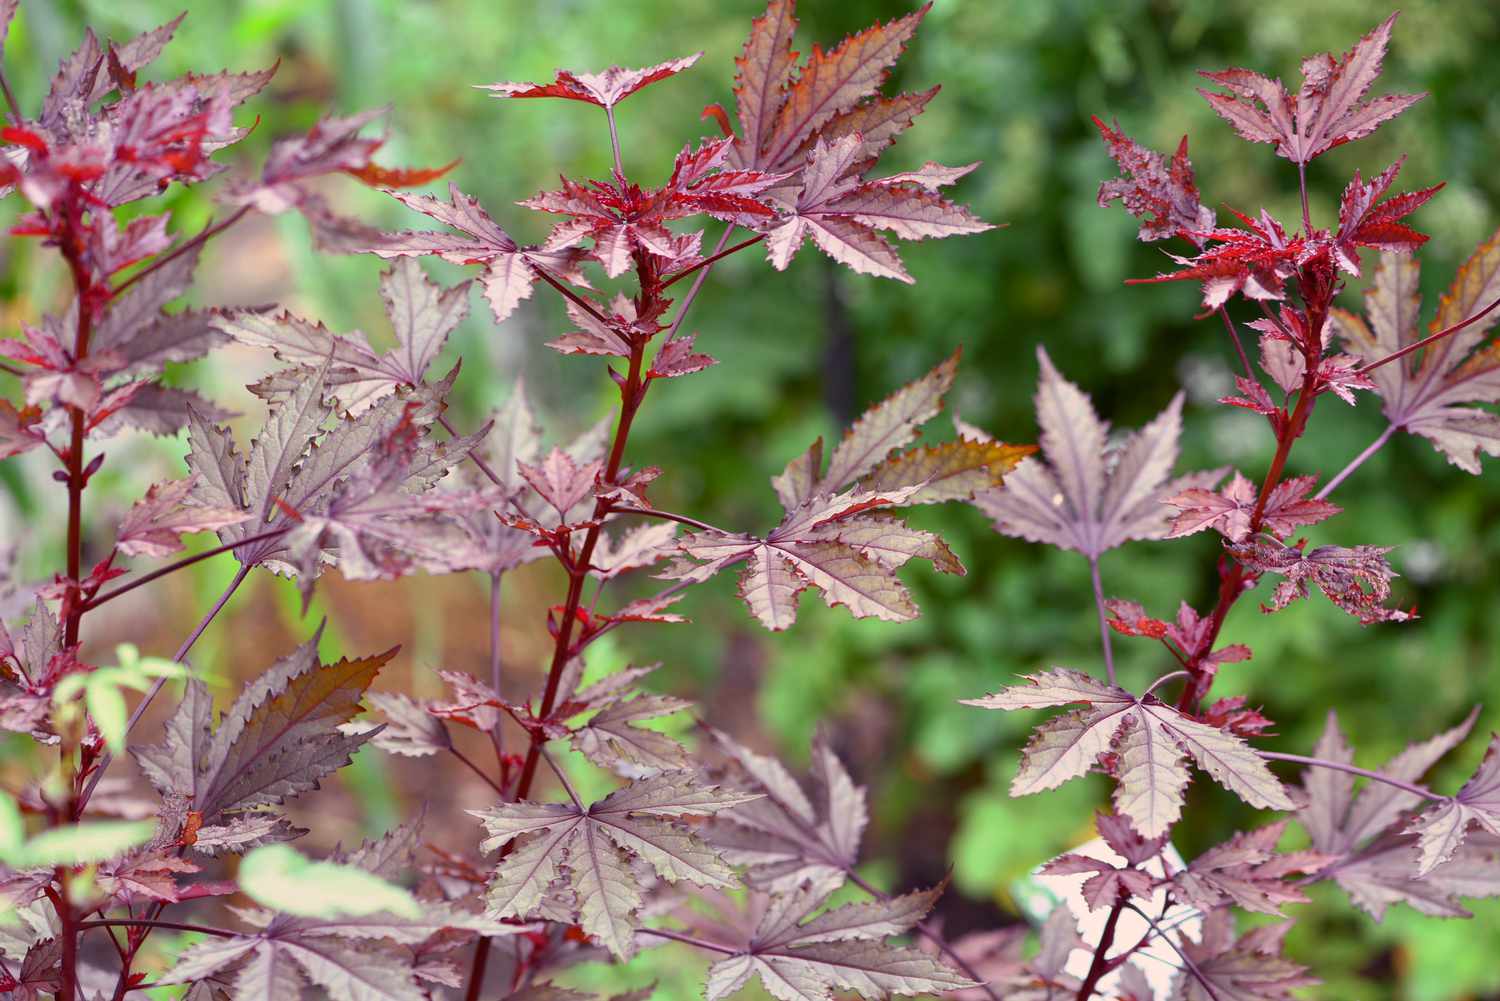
[3,1,1499,998]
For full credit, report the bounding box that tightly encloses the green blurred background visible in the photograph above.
[2,1,1499,998]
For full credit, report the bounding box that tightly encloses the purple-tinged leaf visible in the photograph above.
[1197,13,1421,165]
[1093,117,1215,244]
[116,475,250,558]
[965,670,1293,837]
[1334,239,1500,474]
[482,54,702,110]
[975,347,1222,558]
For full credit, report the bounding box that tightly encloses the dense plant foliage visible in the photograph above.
[0,2,1496,1000]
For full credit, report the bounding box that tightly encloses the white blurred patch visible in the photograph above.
[1013,836,1202,998]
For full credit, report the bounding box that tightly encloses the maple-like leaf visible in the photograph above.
[726,1,931,177]
[365,692,452,759]
[1093,116,1215,244]
[0,400,45,461]
[133,632,393,842]
[664,354,995,630]
[691,878,975,1001]
[1405,735,1500,876]
[705,728,869,892]
[571,692,692,779]
[1333,239,1500,473]
[231,107,449,219]
[1170,912,1316,1001]
[115,476,249,558]
[1291,709,1500,919]
[717,2,989,282]
[482,54,701,109]
[1127,207,1307,311]
[1037,852,1153,912]
[160,816,513,1001]
[186,372,478,582]
[222,260,469,415]
[1228,538,1406,624]
[1170,822,1329,916]
[963,669,1294,837]
[520,137,782,279]
[1165,471,1339,543]
[975,347,1221,559]
[363,181,587,325]
[471,773,758,958]
[1196,13,1422,165]
[760,134,990,283]
[1331,157,1442,277]
[91,244,230,378]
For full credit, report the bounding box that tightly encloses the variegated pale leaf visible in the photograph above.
[975,347,1220,557]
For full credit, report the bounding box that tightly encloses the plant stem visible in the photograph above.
[664,226,735,341]
[57,874,78,1001]
[438,412,505,488]
[84,528,284,610]
[1178,322,1325,713]
[844,870,1001,1001]
[605,107,625,176]
[109,206,252,301]
[611,504,729,535]
[533,266,612,327]
[466,250,684,1001]
[487,570,505,762]
[1297,161,1312,235]
[1355,293,1500,376]
[637,927,738,955]
[1076,893,1127,1001]
[660,233,765,291]
[1315,424,1395,500]
[0,63,19,120]
[1258,750,1444,801]
[76,564,252,812]
[1216,306,1252,379]
[450,746,506,797]
[540,746,584,808]
[79,918,237,938]
[1121,903,1221,1001]
[1088,556,1116,686]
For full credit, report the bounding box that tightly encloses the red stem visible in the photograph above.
[80,918,237,938]
[1355,293,1500,376]
[463,253,663,1001]
[1177,277,1330,713]
[1075,892,1126,1000]
[83,526,287,610]
[660,233,765,291]
[108,206,252,302]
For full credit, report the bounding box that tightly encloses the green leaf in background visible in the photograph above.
[239,843,422,919]
[6,820,155,868]
[51,644,190,754]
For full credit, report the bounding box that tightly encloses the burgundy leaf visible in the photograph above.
[1093,116,1214,244]
[482,54,702,110]
[1197,13,1422,165]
